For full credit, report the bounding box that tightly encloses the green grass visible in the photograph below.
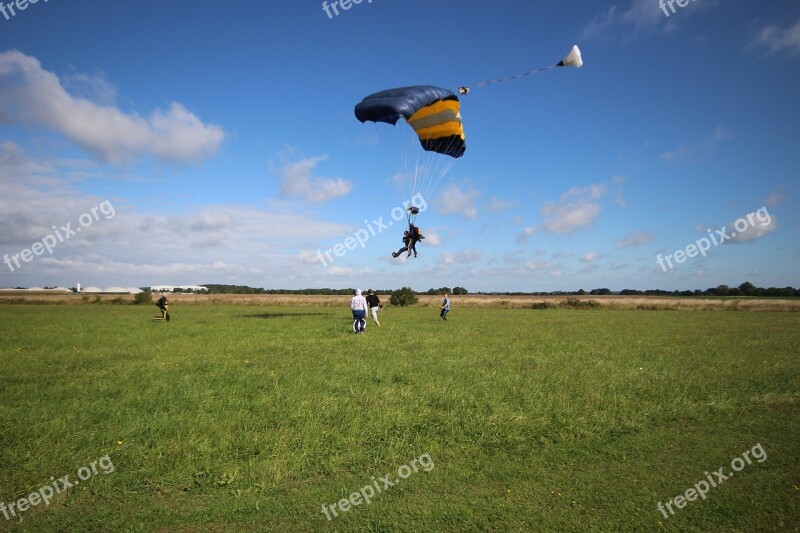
[0,304,798,532]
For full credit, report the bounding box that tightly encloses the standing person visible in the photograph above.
[439,292,450,321]
[154,293,170,321]
[366,289,382,327]
[350,289,368,334]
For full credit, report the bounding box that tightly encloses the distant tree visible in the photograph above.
[590,288,612,295]
[577,289,586,295]
[452,286,468,295]
[739,281,756,296]
[390,287,419,307]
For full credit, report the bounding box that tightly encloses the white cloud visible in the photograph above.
[0,165,361,288]
[524,260,552,272]
[540,184,607,234]
[272,154,352,203]
[329,266,353,276]
[436,184,480,219]
[190,213,231,232]
[660,127,734,163]
[295,250,321,265]
[62,71,118,106]
[581,252,603,263]
[437,249,482,267]
[422,228,441,247]
[0,50,225,164]
[616,232,655,249]
[561,184,607,202]
[751,19,800,56]
[726,210,777,244]
[0,141,54,181]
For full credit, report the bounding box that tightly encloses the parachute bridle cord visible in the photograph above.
[458,65,557,95]
[457,45,583,95]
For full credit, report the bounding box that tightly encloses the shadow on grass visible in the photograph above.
[236,312,335,319]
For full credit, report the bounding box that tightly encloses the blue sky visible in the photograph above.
[0,0,797,292]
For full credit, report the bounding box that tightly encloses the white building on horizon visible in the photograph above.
[150,285,209,293]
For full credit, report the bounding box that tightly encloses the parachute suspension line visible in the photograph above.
[418,131,460,202]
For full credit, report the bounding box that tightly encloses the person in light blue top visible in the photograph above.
[440,293,450,320]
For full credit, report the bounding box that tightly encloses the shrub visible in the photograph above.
[133,291,152,305]
[561,298,600,309]
[390,287,418,307]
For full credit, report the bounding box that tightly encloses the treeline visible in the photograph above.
[481,282,799,297]
[188,282,797,297]
[199,284,470,295]
[201,284,397,295]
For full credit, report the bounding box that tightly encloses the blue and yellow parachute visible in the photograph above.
[354,85,465,207]
[353,46,582,217]
[355,85,465,158]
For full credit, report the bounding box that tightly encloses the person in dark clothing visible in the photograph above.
[365,289,382,327]
[407,224,424,257]
[440,292,450,320]
[154,294,170,321]
[391,225,425,259]
[391,231,412,258]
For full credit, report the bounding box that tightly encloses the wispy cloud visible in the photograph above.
[616,231,655,249]
[582,0,670,40]
[488,196,518,212]
[582,0,718,40]
[660,127,734,163]
[581,252,603,263]
[751,18,800,56]
[516,227,536,244]
[764,191,786,207]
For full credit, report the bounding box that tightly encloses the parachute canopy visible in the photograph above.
[354,85,465,158]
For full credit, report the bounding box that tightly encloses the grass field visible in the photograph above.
[1,302,798,532]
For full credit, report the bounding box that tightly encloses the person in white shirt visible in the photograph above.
[350,289,368,334]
